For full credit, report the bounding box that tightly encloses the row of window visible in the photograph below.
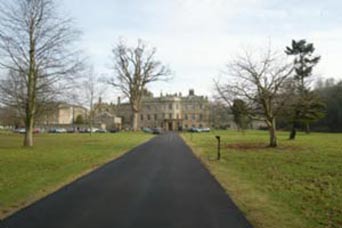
[146,104,179,111]
[140,113,204,121]
[145,103,205,111]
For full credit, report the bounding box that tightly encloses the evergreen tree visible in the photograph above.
[285,39,323,139]
[231,99,250,131]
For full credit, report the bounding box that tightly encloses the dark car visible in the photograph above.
[80,128,94,133]
[152,128,163,134]
[67,128,76,133]
[109,128,120,133]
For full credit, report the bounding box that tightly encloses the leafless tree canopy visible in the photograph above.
[109,39,171,130]
[216,48,293,147]
[0,0,82,146]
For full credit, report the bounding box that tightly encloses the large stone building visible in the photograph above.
[37,103,88,127]
[116,89,210,130]
[94,89,211,131]
[93,111,122,130]
[94,89,267,131]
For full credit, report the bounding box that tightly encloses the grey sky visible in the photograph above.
[62,0,342,101]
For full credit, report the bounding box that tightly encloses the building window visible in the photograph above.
[147,105,151,110]
[176,114,179,119]
[169,113,172,119]
[169,104,172,110]
[147,114,151,120]
[163,113,166,119]
[185,124,188,129]
[140,114,144,121]
[176,104,179,110]
[199,114,203,121]
[185,114,188,120]
[192,114,196,120]
[154,114,158,120]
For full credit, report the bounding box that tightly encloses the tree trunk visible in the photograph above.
[305,123,310,134]
[23,115,34,147]
[289,122,297,140]
[132,111,139,131]
[268,118,277,147]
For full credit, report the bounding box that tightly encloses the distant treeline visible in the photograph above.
[277,78,342,133]
[312,79,342,132]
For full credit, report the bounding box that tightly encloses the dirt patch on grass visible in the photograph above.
[225,143,301,152]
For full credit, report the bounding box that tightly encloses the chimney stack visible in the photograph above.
[189,89,195,96]
[117,96,121,105]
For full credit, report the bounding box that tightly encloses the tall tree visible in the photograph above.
[0,0,82,147]
[285,39,322,139]
[82,67,105,135]
[109,39,171,131]
[216,47,293,147]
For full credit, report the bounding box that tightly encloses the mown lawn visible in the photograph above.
[0,131,153,219]
[182,130,342,228]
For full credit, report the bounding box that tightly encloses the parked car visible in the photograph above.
[33,128,41,134]
[152,127,163,134]
[67,128,76,133]
[188,127,201,133]
[14,128,26,134]
[49,128,67,133]
[79,128,91,133]
[95,129,107,133]
[142,127,153,133]
[109,128,120,133]
[200,128,211,132]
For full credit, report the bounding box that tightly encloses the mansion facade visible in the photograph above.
[95,89,211,131]
[94,89,266,131]
[117,89,210,130]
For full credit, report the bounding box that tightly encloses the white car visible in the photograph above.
[55,128,67,133]
[14,128,26,134]
[201,128,211,132]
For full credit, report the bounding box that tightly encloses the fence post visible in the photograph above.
[215,135,221,160]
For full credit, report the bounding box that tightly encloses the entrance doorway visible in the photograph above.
[168,122,173,131]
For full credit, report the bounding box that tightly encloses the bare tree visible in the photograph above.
[0,0,82,147]
[216,47,293,147]
[108,39,171,131]
[82,67,106,135]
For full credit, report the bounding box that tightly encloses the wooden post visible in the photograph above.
[215,135,221,160]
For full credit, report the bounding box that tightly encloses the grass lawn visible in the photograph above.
[182,130,342,228]
[0,131,153,219]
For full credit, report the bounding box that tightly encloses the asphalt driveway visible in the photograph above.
[1,132,252,228]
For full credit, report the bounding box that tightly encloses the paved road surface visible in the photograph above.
[2,133,252,228]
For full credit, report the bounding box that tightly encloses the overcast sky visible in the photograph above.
[61,0,342,102]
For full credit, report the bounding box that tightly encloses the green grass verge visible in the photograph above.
[0,132,153,218]
[182,130,342,228]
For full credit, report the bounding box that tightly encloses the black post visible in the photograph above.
[215,135,221,160]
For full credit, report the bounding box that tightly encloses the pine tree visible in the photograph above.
[285,39,324,139]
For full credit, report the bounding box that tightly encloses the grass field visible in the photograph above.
[0,131,153,219]
[182,130,342,228]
